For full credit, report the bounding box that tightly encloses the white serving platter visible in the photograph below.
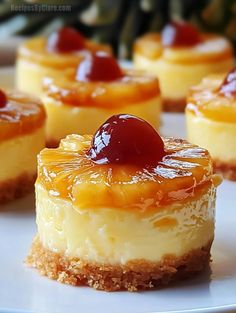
[0,67,236,313]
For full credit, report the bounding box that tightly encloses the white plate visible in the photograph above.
[0,68,236,313]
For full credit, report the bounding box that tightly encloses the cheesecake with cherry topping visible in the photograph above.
[133,20,233,112]
[186,67,236,180]
[0,89,45,203]
[27,114,221,291]
[43,51,161,147]
[16,27,111,96]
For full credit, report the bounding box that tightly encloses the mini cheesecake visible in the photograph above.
[16,27,111,96]
[0,89,45,204]
[186,68,236,180]
[42,51,161,147]
[27,114,221,291]
[133,21,233,112]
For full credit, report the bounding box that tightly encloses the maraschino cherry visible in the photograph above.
[0,89,7,108]
[88,114,165,166]
[47,27,85,53]
[76,51,124,82]
[161,21,201,47]
[219,67,236,97]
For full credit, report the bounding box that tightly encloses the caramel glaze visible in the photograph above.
[187,74,236,123]
[134,33,233,64]
[0,91,46,141]
[43,69,160,109]
[37,135,219,212]
[17,37,112,69]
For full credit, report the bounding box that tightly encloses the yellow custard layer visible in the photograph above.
[0,127,45,182]
[36,182,216,264]
[43,95,161,145]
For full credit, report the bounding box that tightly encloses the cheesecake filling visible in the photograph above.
[134,53,233,100]
[16,59,63,96]
[186,111,236,163]
[36,182,216,265]
[0,127,45,182]
[44,95,161,144]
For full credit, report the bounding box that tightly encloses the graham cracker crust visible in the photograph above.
[26,236,212,292]
[163,98,186,112]
[214,160,236,181]
[0,172,36,204]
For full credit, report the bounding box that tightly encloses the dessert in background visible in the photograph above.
[16,27,111,96]
[186,67,236,181]
[0,89,45,203]
[42,51,161,147]
[27,114,221,291]
[133,20,233,112]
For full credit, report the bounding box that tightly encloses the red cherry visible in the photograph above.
[161,21,201,47]
[219,68,236,97]
[0,89,7,108]
[88,114,165,166]
[76,51,124,82]
[47,27,85,53]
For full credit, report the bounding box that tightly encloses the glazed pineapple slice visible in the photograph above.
[44,67,159,109]
[0,92,45,141]
[38,120,214,211]
[187,72,236,123]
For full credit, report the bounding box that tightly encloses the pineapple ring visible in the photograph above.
[37,134,217,211]
[187,74,236,123]
[43,68,160,109]
[0,91,45,141]
[18,37,112,69]
[134,33,232,64]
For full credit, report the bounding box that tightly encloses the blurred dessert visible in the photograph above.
[16,27,111,96]
[186,67,236,180]
[43,51,161,147]
[0,89,45,203]
[133,20,233,112]
[27,114,221,291]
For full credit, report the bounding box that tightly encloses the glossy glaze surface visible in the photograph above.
[38,134,214,211]
[0,91,46,141]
